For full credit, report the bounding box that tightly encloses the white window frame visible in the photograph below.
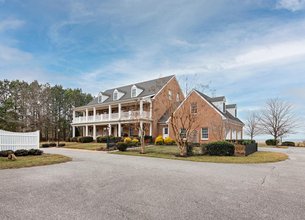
[131,85,137,98]
[176,93,180,102]
[201,128,209,140]
[191,102,197,114]
[163,127,169,138]
[168,90,172,100]
[113,90,118,100]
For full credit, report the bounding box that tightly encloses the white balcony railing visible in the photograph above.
[72,111,151,124]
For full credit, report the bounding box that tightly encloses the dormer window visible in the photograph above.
[176,93,180,102]
[131,85,137,98]
[113,90,118,100]
[98,92,109,103]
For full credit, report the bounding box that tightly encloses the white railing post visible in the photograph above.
[118,103,121,119]
[93,107,96,122]
[85,108,88,122]
[109,105,112,120]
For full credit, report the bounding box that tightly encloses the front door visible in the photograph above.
[163,127,169,138]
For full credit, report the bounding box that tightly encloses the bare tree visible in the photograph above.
[245,111,261,140]
[260,98,298,146]
[168,102,199,157]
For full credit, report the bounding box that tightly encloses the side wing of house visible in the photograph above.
[151,76,185,138]
[169,90,244,143]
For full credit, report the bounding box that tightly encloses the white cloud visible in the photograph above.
[0,18,24,32]
[276,0,305,11]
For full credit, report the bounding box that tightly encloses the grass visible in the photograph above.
[258,143,289,149]
[58,142,106,151]
[0,154,71,169]
[111,145,288,164]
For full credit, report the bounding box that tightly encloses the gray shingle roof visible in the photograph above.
[84,75,174,107]
[195,90,244,125]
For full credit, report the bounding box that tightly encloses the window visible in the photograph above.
[113,91,118,100]
[131,85,137,98]
[201,128,209,140]
[98,95,102,103]
[176,93,180,102]
[164,127,168,135]
[168,90,172,100]
[131,88,137,97]
[191,102,197,114]
[180,128,186,138]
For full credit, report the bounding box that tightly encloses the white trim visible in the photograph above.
[201,127,209,140]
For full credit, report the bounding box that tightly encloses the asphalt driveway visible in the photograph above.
[1,147,305,220]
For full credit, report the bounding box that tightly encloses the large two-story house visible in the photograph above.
[71,75,244,142]
[71,75,184,139]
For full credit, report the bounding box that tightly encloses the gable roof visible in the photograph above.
[83,75,175,107]
[195,90,244,125]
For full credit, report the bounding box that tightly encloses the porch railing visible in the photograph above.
[73,111,150,123]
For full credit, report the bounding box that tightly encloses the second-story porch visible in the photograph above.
[72,99,152,124]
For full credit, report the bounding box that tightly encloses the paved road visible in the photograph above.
[1,147,305,220]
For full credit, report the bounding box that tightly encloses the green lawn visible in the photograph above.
[61,142,107,151]
[111,146,288,164]
[258,143,289,149]
[0,154,71,169]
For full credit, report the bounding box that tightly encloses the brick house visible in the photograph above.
[167,90,244,143]
[71,75,184,139]
[71,75,243,142]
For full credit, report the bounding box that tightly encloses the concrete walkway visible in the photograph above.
[0,147,305,220]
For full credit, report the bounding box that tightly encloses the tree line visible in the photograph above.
[0,79,92,141]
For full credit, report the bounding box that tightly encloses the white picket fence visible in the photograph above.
[0,130,40,151]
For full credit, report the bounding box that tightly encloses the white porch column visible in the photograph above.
[149,100,152,119]
[82,127,85,136]
[85,125,88,136]
[140,100,143,117]
[108,105,112,120]
[72,126,76,137]
[73,110,76,122]
[93,107,96,122]
[149,122,152,136]
[85,108,88,122]
[118,122,121,137]
[93,124,96,140]
[118,103,121,119]
[108,124,112,136]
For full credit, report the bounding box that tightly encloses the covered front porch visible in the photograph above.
[73,121,152,139]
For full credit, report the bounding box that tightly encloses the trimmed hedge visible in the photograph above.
[0,150,14,157]
[0,149,43,157]
[49,143,57,147]
[78,136,94,143]
[57,143,66,147]
[144,135,153,144]
[206,141,235,156]
[28,149,43,155]
[41,143,50,148]
[117,142,128,151]
[70,137,78,142]
[282,141,295,146]
[265,139,279,146]
[14,149,29,156]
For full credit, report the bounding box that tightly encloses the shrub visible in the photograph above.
[164,137,175,145]
[0,150,14,157]
[28,149,43,156]
[201,144,208,155]
[155,135,164,145]
[49,143,57,147]
[78,136,93,143]
[70,137,78,142]
[124,137,132,143]
[96,136,107,143]
[226,139,256,145]
[57,143,66,147]
[131,138,139,146]
[265,139,279,146]
[282,141,295,146]
[116,142,128,151]
[144,135,153,144]
[14,149,29,156]
[206,141,235,156]
[186,145,193,156]
[41,143,50,148]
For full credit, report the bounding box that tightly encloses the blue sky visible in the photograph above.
[0,0,305,139]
